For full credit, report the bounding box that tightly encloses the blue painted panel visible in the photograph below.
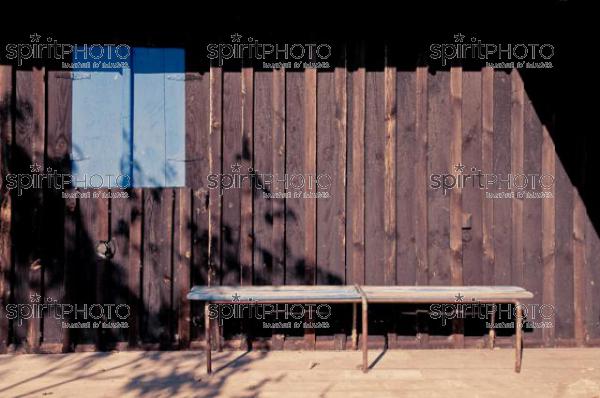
[132,48,185,187]
[71,48,132,188]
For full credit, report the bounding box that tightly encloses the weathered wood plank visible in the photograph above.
[128,188,142,347]
[461,71,483,286]
[481,68,494,285]
[450,67,463,347]
[346,43,365,286]
[186,69,210,342]
[511,72,524,287]
[383,48,397,287]
[253,70,274,285]
[427,70,451,286]
[541,125,555,346]
[142,189,173,346]
[0,66,12,353]
[240,67,254,286]
[573,187,586,345]
[174,188,191,348]
[492,71,512,285]
[396,70,417,286]
[208,66,222,287]
[271,69,286,286]
[222,69,242,285]
[304,67,317,348]
[43,71,71,347]
[316,58,346,285]
[554,126,573,341]
[13,68,45,351]
[364,44,385,286]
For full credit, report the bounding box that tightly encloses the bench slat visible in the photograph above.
[187,285,533,302]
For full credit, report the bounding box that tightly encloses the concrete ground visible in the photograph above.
[1,348,599,397]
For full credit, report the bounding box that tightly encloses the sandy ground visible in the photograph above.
[1,348,599,397]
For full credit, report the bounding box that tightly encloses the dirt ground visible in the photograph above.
[1,348,599,397]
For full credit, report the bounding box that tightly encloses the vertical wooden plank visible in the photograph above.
[108,191,131,346]
[174,188,191,348]
[481,68,495,285]
[541,125,555,346]
[221,69,242,285]
[573,122,587,345]
[492,71,512,285]
[511,72,524,287]
[285,70,306,285]
[364,44,385,286]
[142,189,173,346]
[253,71,274,285]
[415,67,429,346]
[272,68,286,287]
[186,69,210,343]
[449,67,463,287]
[461,71,483,286]
[554,126,573,341]
[316,56,346,285]
[523,86,543,343]
[208,65,222,286]
[427,70,451,287]
[240,66,254,349]
[396,70,417,285]
[585,218,600,343]
[583,122,600,343]
[43,71,71,348]
[304,68,317,348]
[128,188,142,347]
[346,43,365,286]
[0,66,12,353]
[240,67,254,286]
[13,68,45,351]
[573,188,586,345]
[77,190,109,347]
[449,67,463,348]
[383,48,396,287]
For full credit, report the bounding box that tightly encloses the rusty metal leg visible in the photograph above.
[352,303,358,350]
[205,302,212,375]
[362,299,368,373]
[217,310,223,352]
[489,304,496,350]
[515,302,523,373]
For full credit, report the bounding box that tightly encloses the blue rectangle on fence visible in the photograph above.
[133,48,186,187]
[71,46,185,188]
[71,48,132,189]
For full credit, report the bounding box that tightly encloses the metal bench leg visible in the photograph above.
[515,302,523,373]
[362,299,368,373]
[205,302,212,374]
[352,303,358,350]
[489,304,496,350]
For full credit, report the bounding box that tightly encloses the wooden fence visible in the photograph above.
[0,42,599,353]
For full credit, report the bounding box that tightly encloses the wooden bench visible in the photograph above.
[187,285,533,374]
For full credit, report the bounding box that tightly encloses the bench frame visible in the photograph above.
[197,286,526,375]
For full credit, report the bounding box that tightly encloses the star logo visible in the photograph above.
[231,33,242,43]
[454,33,465,43]
[232,293,241,302]
[30,162,42,173]
[30,33,41,43]
[454,163,465,173]
[454,292,464,302]
[231,162,242,173]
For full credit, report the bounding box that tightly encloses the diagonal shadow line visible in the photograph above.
[368,347,387,370]
[212,350,252,374]
[0,354,147,396]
